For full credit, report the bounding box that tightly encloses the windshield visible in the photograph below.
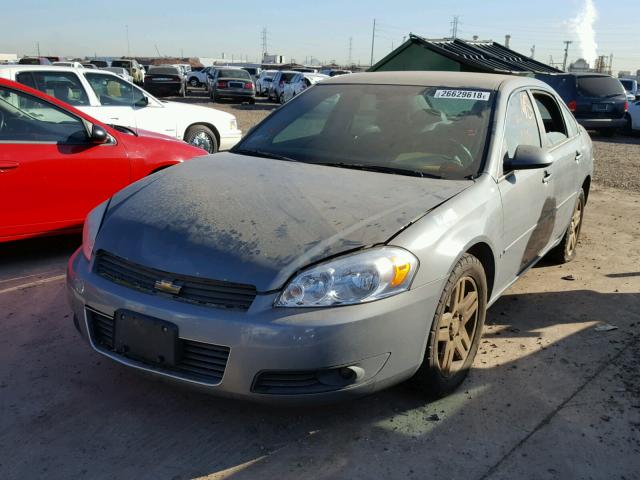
[111,60,131,68]
[233,84,494,180]
[577,76,625,97]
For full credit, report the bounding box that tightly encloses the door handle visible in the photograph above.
[542,170,552,184]
[575,151,583,162]
[0,161,19,172]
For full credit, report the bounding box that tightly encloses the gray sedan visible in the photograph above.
[67,72,593,403]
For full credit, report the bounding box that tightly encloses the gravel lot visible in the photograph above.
[182,89,640,191]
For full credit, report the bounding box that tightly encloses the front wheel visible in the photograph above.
[189,78,199,88]
[412,253,487,398]
[184,125,218,153]
[549,189,585,263]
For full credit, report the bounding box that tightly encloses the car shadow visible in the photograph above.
[3,287,638,479]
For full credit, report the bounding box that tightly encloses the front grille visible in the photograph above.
[86,308,230,384]
[95,251,256,310]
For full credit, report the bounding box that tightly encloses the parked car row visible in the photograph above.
[0,65,241,153]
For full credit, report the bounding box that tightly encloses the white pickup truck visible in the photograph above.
[186,67,212,88]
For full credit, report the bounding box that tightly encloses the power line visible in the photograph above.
[450,15,459,39]
[562,40,572,71]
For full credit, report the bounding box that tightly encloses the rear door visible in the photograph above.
[82,72,138,129]
[0,84,130,239]
[530,89,582,242]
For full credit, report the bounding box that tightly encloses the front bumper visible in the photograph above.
[66,249,443,404]
[218,130,242,150]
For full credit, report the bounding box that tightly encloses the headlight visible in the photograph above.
[82,200,109,261]
[276,247,418,307]
[229,118,238,130]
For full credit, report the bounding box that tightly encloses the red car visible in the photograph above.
[0,78,206,242]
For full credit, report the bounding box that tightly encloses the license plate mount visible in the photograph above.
[114,310,181,366]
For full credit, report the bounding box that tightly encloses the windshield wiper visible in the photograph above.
[318,162,444,179]
[232,148,299,162]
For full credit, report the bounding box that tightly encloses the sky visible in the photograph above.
[1,0,638,74]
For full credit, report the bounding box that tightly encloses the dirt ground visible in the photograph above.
[1,92,639,479]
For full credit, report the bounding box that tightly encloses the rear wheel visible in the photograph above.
[189,78,199,88]
[600,128,617,137]
[549,189,585,264]
[412,254,487,398]
[184,125,218,153]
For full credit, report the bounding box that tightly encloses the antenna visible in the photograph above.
[370,18,376,66]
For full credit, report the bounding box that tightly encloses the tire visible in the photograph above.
[624,114,633,135]
[279,93,285,104]
[249,97,256,105]
[411,253,487,398]
[600,128,617,137]
[548,189,585,264]
[189,78,199,88]
[184,125,218,153]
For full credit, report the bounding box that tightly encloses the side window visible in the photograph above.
[503,91,541,160]
[532,92,568,147]
[0,86,87,143]
[84,73,145,107]
[16,71,89,106]
[273,93,340,143]
[559,101,578,137]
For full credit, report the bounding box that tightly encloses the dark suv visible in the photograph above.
[535,73,628,135]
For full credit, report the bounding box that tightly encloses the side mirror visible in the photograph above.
[135,96,149,108]
[504,145,553,171]
[90,125,109,144]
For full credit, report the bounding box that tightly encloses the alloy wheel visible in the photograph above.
[567,198,583,255]
[190,132,213,152]
[436,276,479,376]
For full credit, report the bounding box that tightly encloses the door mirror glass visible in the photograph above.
[505,145,553,171]
[90,125,109,144]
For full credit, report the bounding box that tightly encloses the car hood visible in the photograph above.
[96,153,471,291]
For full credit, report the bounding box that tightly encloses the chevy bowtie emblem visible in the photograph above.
[154,279,182,295]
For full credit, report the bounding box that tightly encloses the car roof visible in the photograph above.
[0,65,89,73]
[320,71,551,91]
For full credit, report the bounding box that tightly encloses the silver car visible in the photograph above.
[67,72,592,403]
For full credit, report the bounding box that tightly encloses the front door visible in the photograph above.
[81,72,139,130]
[0,84,130,240]
[495,89,556,291]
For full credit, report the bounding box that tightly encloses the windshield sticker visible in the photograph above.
[434,89,491,101]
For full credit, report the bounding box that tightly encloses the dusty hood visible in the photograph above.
[96,153,471,291]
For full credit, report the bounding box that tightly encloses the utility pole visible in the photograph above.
[370,18,376,67]
[450,15,459,39]
[608,53,614,75]
[530,44,535,59]
[36,41,40,57]
[348,37,353,66]
[126,25,130,57]
[261,27,268,62]
[562,40,572,71]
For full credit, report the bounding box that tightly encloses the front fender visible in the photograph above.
[389,175,502,289]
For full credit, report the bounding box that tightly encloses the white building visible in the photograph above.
[0,53,18,64]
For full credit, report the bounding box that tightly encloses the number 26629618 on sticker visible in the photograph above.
[434,90,491,100]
